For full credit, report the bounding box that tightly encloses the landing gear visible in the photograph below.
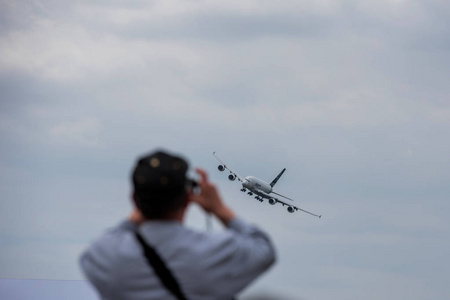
[254,196,263,202]
[240,188,247,192]
[247,192,253,196]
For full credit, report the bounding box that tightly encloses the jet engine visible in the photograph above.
[287,206,295,213]
[228,174,236,181]
[268,198,276,205]
[218,165,225,171]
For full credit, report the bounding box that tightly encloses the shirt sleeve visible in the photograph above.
[198,217,276,298]
[228,216,277,273]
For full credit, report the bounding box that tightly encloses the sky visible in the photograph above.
[1,0,449,299]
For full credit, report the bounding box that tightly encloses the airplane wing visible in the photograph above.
[274,197,322,218]
[213,152,246,182]
[257,192,321,218]
[271,191,294,201]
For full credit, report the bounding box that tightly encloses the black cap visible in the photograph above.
[132,150,189,199]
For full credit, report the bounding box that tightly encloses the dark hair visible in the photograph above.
[134,191,186,219]
[131,150,189,219]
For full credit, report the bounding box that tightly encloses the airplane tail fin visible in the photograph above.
[270,168,286,187]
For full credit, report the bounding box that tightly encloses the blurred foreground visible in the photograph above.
[0,279,295,300]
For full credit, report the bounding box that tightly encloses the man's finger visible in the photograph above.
[195,168,209,184]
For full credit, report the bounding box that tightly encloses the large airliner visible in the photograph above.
[213,152,321,218]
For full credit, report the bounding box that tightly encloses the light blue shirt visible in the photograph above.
[80,217,276,300]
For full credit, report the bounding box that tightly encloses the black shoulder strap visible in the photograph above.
[134,232,188,300]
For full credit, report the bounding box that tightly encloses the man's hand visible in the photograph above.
[190,168,235,225]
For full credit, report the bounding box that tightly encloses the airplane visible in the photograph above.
[213,152,321,218]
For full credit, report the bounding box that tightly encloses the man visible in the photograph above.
[80,150,276,300]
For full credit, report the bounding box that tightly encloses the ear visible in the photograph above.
[183,191,192,207]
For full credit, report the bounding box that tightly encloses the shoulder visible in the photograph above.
[141,222,236,257]
[95,220,138,249]
[170,218,274,255]
[80,221,141,273]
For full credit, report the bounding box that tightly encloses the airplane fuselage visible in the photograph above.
[242,176,273,194]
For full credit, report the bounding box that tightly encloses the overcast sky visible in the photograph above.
[1,0,449,299]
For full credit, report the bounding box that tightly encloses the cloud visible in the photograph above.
[49,118,102,148]
[1,1,450,299]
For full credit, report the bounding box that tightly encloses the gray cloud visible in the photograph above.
[1,1,450,299]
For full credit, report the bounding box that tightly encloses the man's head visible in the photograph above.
[131,150,191,219]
